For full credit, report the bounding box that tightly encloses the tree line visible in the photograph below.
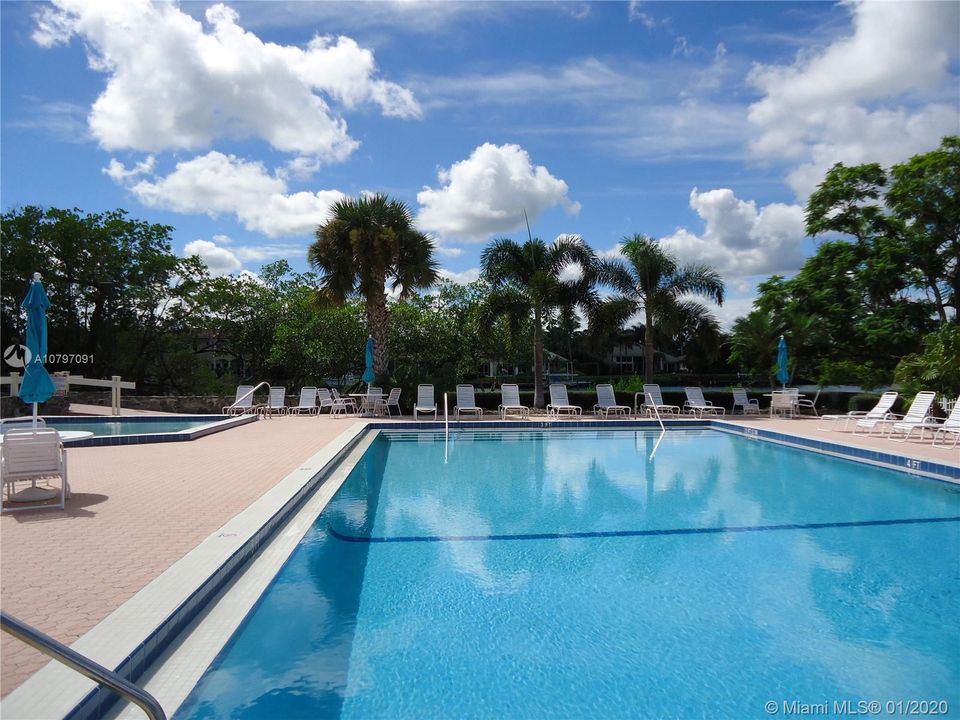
[1,137,956,404]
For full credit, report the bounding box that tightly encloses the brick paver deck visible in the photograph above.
[0,415,364,696]
[1,413,955,697]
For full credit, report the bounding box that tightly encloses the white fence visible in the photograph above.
[1,373,136,414]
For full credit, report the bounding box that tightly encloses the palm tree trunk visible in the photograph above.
[366,285,389,376]
[644,307,655,384]
[533,310,545,409]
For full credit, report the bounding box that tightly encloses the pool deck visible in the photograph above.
[1,413,957,701]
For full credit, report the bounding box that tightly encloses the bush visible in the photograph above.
[894,325,960,400]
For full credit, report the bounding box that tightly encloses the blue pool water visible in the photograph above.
[46,419,219,436]
[177,429,960,720]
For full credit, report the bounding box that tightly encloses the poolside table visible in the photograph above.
[350,393,385,417]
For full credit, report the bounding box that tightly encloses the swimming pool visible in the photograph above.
[176,428,960,719]
[38,414,255,445]
[46,418,219,436]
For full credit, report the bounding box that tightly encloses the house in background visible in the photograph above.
[605,339,683,375]
[483,350,573,379]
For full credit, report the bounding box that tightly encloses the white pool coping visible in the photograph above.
[112,430,379,719]
[2,420,372,720]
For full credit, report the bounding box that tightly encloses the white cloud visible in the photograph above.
[627,1,657,29]
[7,99,91,143]
[224,1,514,36]
[435,246,464,258]
[416,143,580,241]
[183,239,242,276]
[183,235,304,275]
[747,0,959,197]
[32,0,419,164]
[706,296,758,333]
[103,156,155,181]
[114,151,346,237]
[436,267,480,285]
[415,55,750,162]
[659,188,807,279]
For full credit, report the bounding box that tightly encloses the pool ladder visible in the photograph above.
[1,611,166,719]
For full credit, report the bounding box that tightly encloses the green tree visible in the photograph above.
[606,234,724,383]
[728,310,780,386]
[1,206,196,389]
[893,324,960,400]
[481,234,603,408]
[308,194,438,375]
[885,136,959,324]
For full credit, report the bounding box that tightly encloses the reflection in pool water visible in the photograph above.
[177,429,960,720]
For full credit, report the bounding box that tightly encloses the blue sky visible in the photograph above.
[3,1,958,327]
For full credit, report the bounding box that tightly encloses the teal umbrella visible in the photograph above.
[18,273,55,427]
[362,335,375,385]
[775,335,789,388]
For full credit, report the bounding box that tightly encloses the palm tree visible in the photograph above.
[607,234,724,382]
[481,234,602,408]
[308,194,438,375]
[729,309,779,386]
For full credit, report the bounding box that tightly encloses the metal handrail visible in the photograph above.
[634,391,666,460]
[648,402,666,461]
[227,381,272,415]
[1,611,166,720]
[633,392,666,432]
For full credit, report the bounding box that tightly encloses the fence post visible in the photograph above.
[112,376,121,415]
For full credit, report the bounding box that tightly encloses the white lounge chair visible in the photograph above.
[769,390,795,418]
[795,387,820,416]
[290,387,319,415]
[330,388,357,414]
[818,391,898,432]
[455,384,483,418]
[871,391,938,440]
[594,384,630,418]
[0,418,47,433]
[381,388,402,416]
[223,385,255,415]
[731,388,760,415]
[547,384,582,416]
[318,388,353,416]
[499,384,529,419]
[414,384,437,420]
[683,387,724,417]
[1,429,67,513]
[636,384,680,417]
[932,397,960,448]
[260,386,287,416]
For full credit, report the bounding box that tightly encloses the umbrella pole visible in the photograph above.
[32,401,38,429]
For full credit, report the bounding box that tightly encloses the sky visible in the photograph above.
[2,0,958,328]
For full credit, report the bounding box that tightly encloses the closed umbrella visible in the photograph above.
[775,335,789,389]
[362,335,375,386]
[18,273,55,427]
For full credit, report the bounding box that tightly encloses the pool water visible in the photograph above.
[176,429,960,720]
[46,419,219,436]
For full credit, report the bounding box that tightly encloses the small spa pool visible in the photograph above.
[40,414,254,446]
